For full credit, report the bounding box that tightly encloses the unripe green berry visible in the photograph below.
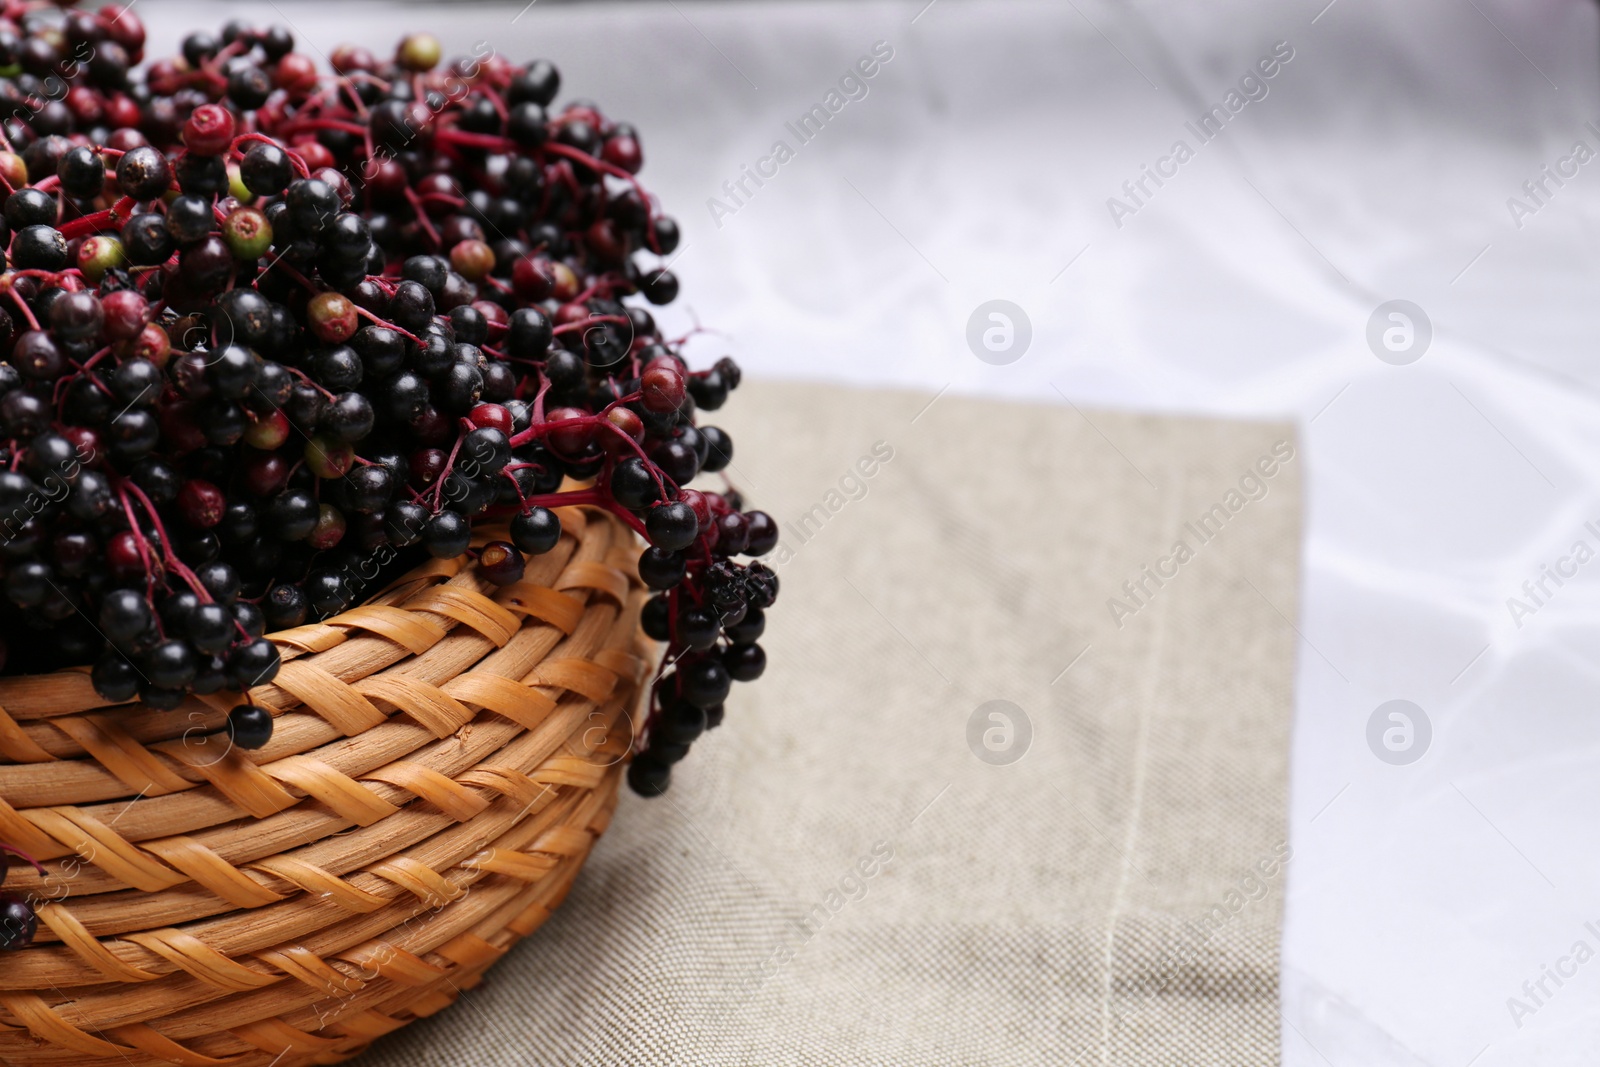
[221,206,272,260]
[76,235,126,283]
[305,435,354,479]
[397,33,442,72]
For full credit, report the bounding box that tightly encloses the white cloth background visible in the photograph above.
[137,2,1600,1062]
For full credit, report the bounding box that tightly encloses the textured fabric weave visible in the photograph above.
[364,382,1302,1066]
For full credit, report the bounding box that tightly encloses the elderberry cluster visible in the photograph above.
[0,8,778,798]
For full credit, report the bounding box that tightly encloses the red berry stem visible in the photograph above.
[513,488,651,539]
[431,431,465,511]
[123,480,213,604]
[276,118,370,139]
[540,141,661,253]
[0,843,46,877]
[350,301,422,345]
[550,314,628,337]
[58,197,135,240]
[230,132,311,177]
[402,185,443,249]
[6,287,38,332]
[114,484,161,596]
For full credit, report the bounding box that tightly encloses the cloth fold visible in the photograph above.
[366,382,1302,1066]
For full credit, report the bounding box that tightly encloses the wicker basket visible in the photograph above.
[0,503,653,1066]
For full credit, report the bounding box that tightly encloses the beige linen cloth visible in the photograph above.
[366,382,1302,1066]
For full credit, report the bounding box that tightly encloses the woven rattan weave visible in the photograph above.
[0,503,650,1066]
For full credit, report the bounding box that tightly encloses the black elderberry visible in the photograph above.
[627,756,670,797]
[269,490,319,540]
[388,280,434,333]
[324,392,375,442]
[312,346,363,391]
[461,427,510,475]
[646,501,698,551]
[286,177,339,234]
[507,102,547,147]
[165,195,216,245]
[510,507,561,555]
[263,583,308,629]
[22,135,68,180]
[91,653,140,702]
[227,64,272,110]
[175,152,228,198]
[729,604,771,646]
[144,640,197,689]
[506,307,552,360]
[544,349,585,391]
[382,370,429,422]
[343,465,392,513]
[679,659,732,709]
[122,212,174,264]
[240,141,292,196]
[193,656,229,695]
[207,345,258,399]
[107,409,160,459]
[659,698,707,744]
[642,269,680,306]
[116,145,172,201]
[0,391,48,437]
[233,601,266,640]
[4,188,54,229]
[261,25,294,60]
[402,254,448,294]
[423,510,470,558]
[636,546,686,590]
[689,370,728,412]
[99,588,152,642]
[56,145,104,198]
[648,740,691,764]
[327,212,371,258]
[386,500,428,546]
[196,561,241,605]
[478,541,526,586]
[651,438,700,485]
[228,639,280,687]
[305,569,352,616]
[437,361,484,414]
[226,704,274,749]
[652,216,681,255]
[186,603,234,655]
[723,642,766,682]
[641,594,671,641]
[11,224,66,271]
[610,457,661,510]
[411,329,453,377]
[181,31,219,67]
[700,426,734,472]
[675,606,720,651]
[212,287,274,348]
